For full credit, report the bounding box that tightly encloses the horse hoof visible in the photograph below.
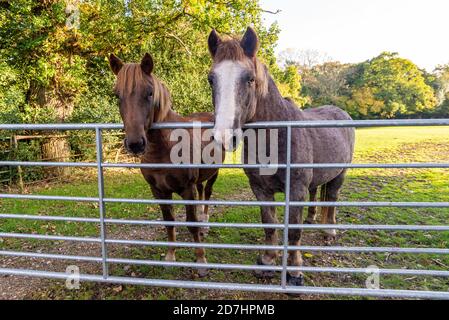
[286,273,305,287]
[253,256,276,279]
[164,253,176,263]
[322,229,337,244]
[323,235,336,244]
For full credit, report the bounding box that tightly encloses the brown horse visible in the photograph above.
[207,28,355,286]
[109,53,222,276]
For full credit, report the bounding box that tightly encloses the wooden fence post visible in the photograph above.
[12,135,24,192]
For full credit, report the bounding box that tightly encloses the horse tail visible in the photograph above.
[319,183,329,224]
[205,171,219,198]
[320,183,327,202]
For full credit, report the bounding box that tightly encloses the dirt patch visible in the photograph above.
[0,224,163,300]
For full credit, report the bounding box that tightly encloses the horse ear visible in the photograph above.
[240,27,259,58]
[208,29,221,57]
[140,53,154,76]
[109,54,123,75]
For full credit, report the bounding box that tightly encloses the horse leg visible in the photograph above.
[286,184,308,287]
[152,189,176,262]
[181,185,208,277]
[196,182,208,237]
[252,189,278,279]
[199,172,219,237]
[305,187,318,224]
[320,184,329,225]
[321,171,346,242]
[203,172,218,220]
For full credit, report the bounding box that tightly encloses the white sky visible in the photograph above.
[260,0,449,71]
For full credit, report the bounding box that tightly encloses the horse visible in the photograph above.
[207,27,355,286]
[109,53,222,276]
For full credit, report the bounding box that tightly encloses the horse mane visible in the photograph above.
[115,63,172,123]
[151,76,171,123]
[213,37,269,98]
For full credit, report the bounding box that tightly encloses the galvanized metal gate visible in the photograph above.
[1,119,449,299]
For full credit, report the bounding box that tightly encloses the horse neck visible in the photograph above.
[252,75,304,122]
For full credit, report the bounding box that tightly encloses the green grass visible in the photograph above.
[1,126,449,299]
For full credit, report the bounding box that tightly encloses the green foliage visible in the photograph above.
[430,64,449,108]
[300,52,442,119]
[0,0,280,123]
[0,0,286,182]
[276,65,306,106]
[0,61,25,123]
[301,61,351,107]
[0,1,447,125]
[346,52,437,118]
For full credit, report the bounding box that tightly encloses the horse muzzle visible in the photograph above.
[124,137,147,156]
[213,128,242,152]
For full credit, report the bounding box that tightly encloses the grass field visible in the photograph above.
[1,126,449,300]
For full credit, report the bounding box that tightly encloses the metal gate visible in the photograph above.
[1,119,449,299]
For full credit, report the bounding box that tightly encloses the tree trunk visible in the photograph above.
[27,80,74,178]
[41,135,71,177]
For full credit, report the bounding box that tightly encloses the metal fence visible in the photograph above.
[1,119,449,299]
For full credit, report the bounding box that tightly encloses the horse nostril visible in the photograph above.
[126,138,146,155]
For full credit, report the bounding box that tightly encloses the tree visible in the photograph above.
[276,65,306,106]
[0,0,87,174]
[431,64,449,107]
[0,0,281,176]
[301,61,352,107]
[346,52,437,118]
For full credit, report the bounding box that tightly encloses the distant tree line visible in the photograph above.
[279,49,449,119]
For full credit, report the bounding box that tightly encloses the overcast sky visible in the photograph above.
[259,0,449,71]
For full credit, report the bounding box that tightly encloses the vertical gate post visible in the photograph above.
[95,127,109,278]
[281,126,292,288]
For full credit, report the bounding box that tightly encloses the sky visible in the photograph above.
[259,0,449,71]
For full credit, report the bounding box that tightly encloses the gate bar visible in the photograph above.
[2,119,449,130]
[2,213,449,231]
[2,250,449,277]
[2,193,449,208]
[2,232,449,253]
[281,125,292,288]
[1,268,448,299]
[3,161,449,169]
[95,128,109,278]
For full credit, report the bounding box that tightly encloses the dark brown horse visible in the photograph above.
[207,28,355,286]
[109,53,222,276]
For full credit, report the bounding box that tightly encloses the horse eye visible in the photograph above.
[208,75,214,86]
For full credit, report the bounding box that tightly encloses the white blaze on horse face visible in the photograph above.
[213,60,245,150]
